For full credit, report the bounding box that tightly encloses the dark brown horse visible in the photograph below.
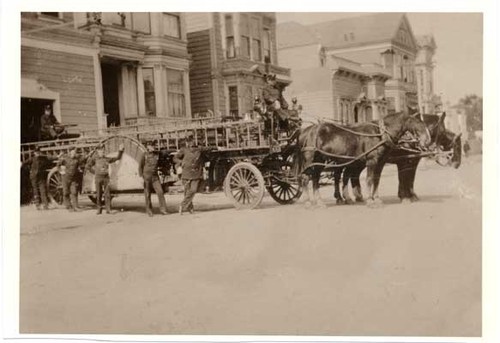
[388,113,462,202]
[336,112,462,204]
[295,112,431,207]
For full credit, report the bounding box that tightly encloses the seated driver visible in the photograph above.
[40,104,64,140]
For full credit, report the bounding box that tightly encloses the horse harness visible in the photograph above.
[300,119,401,170]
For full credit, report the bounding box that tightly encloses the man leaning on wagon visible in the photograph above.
[173,136,215,215]
[86,143,125,215]
[138,141,168,217]
[57,147,86,212]
[22,146,58,210]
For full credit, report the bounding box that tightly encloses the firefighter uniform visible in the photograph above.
[24,150,57,209]
[86,148,124,214]
[58,154,85,211]
[173,146,213,214]
[139,150,168,216]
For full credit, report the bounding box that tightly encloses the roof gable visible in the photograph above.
[392,14,418,52]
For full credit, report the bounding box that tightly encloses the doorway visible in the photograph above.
[21,97,53,143]
[101,63,121,127]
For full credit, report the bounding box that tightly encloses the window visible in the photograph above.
[263,29,272,62]
[225,15,235,58]
[167,69,186,117]
[131,12,150,34]
[350,32,355,41]
[251,17,262,61]
[228,86,239,117]
[163,13,180,38]
[252,39,261,61]
[344,33,348,41]
[240,14,250,58]
[143,68,156,116]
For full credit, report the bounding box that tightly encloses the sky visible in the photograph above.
[276,13,483,106]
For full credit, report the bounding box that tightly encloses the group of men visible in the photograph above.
[139,136,215,216]
[23,137,212,217]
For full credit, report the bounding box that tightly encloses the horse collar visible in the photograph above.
[378,119,395,146]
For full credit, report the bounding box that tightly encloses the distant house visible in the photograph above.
[185,13,291,119]
[415,35,440,114]
[21,12,191,142]
[278,13,424,123]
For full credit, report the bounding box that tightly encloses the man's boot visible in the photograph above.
[96,207,102,215]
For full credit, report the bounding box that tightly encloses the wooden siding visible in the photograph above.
[212,13,227,115]
[187,29,214,116]
[185,13,211,33]
[21,46,98,132]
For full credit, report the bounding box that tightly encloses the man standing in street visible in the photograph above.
[58,147,86,212]
[138,141,168,217]
[86,143,124,214]
[23,146,58,210]
[173,136,214,215]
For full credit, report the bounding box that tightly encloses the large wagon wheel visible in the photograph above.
[47,167,64,205]
[266,153,302,205]
[267,177,302,205]
[224,162,265,210]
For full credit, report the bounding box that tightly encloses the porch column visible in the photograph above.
[183,70,192,118]
[136,65,146,117]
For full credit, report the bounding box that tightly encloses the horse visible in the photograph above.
[387,112,462,202]
[294,111,431,208]
[335,112,462,204]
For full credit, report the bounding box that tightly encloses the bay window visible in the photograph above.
[163,13,180,38]
[167,69,186,117]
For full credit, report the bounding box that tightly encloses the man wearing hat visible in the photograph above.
[138,141,168,216]
[86,143,124,214]
[57,147,86,212]
[173,136,215,214]
[40,104,63,140]
[23,146,58,210]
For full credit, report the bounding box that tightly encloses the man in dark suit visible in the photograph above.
[173,136,214,214]
[138,141,168,216]
[58,147,86,212]
[23,146,58,210]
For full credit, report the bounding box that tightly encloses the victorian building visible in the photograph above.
[21,12,191,142]
[277,13,423,123]
[415,35,442,114]
[185,13,291,119]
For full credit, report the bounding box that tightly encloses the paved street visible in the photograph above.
[20,156,481,336]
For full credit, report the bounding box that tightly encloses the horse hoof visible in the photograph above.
[344,198,354,205]
[410,195,420,202]
[401,198,412,205]
[304,201,313,209]
[374,198,383,205]
[355,197,365,203]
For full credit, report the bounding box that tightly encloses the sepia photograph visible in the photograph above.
[2,1,496,341]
